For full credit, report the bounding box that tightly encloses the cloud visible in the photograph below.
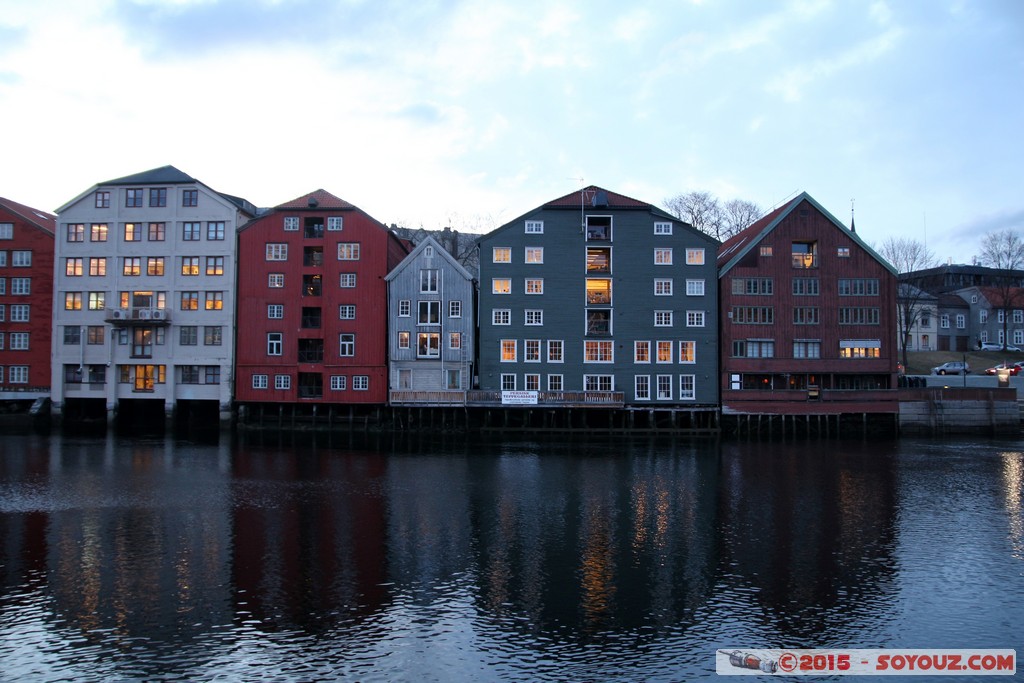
[950,208,1024,241]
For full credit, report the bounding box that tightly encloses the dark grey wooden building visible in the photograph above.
[475,186,720,409]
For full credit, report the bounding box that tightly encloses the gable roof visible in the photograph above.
[0,196,56,235]
[385,235,474,282]
[717,191,897,276]
[99,165,196,186]
[972,286,1024,308]
[275,189,356,211]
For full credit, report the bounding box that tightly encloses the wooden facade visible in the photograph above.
[0,197,55,401]
[718,193,899,415]
[234,190,408,407]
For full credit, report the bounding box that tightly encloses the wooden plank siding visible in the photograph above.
[477,186,720,406]
[234,191,408,405]
[718,194,900,415]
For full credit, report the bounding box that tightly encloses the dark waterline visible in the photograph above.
[0,430,1021,681]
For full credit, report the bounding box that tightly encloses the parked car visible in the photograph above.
[984,363,1020,376]
[932,361,970,375]
[980,342,1022,351]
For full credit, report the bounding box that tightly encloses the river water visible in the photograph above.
[0,429,1021,681]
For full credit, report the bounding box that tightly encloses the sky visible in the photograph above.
[1,0,1021,263]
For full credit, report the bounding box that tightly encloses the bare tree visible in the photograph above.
[721,199,764,239]
[664,191,724,241]
[978,229,1024,348]
[879,237,938,369]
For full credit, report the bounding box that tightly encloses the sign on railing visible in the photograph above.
[502,390,538,405]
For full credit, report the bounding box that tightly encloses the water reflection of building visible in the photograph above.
[717,441,899,642]
[231,445,390,631]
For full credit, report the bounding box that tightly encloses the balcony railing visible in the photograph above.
[390,390,467,405]
[466,390,624,407]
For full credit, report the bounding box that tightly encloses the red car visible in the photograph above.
[984,363,1020,376]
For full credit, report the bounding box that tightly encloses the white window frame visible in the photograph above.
[685,279,705,296]
[493,309,511,325]
[525,247,544,264]
[327,217,343,232]
[635,375,651,400]
[654,222,672,235]
[654,248,673,265]
[679,375,696,400]
[654,310,672,327]
[685,248,705,265]
[654,279,673,296]
[686,310,705,327]
[252,374,268,389]
[525,220,544,234]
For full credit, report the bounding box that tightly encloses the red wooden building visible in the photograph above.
[718,192,899,417]
[234,190,408,414]
[0,197,55,407]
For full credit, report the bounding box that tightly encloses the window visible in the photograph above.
[731,306,774,324]
[525,278,543,294]
[395,299,410,317]
[525,220,543,234]
[839,341,881,358]
[657,341,673,363]
[548,375,563,391]
[9,277,29,295]
[634,340,650,363]
[252,374,268,389]
[267,332,283,356]
[940,314,950,329]
[449,300,462,318]
[204,326,222,345]
[330,375,347,390]
[956,314,966,329]
[327,217,343,232]
[586,278,611,305]
[182,190,198,207]
[124,223,141,241]
[501,374,516,391]
[183,222,201,241]
[657,375,672,400]
[121,257,140,276]
[353,376,369,391]
[266,243,288,261]
[181,257,199,276]
[275,374,291,390]
[180,326,198,345]
[418,301,440,325]
[585,375,614,391]
[525,339,541,362]
[144,257,163,276]
[340,333,356,357]
[584,340,613,362]
[267,273,284,288]
[685,248,705,265]
[207,222,225,241]
[635,375,651,400]
[181,366,200,384]
[525,247,544,264]
[733,278,773,295]
[493,247,511,263]
[95,191,110,208]
[449,332,461,349]
[180,292,199,310]
[524,374,540,391]
[90,223,108,242]
[67,223,85,242]
[654,248,673,265]
[302,274,322,296]
[9,305,28,322]
[792,241,818,268]
[837,247,851,257]
[686,279,705,296]
[586,247,611,273]
[839,307,880,325]
[679,341,696,363]
[548,340,563,362]
[492,278,511,294]
[9,332,29,350]
[838,278,880,296]
[525,309,543,326]
[398,331,410,349]
[206,256,224,276]
[733,339,775,358]
[9,367,28,384]
[1016,310,1024,324]
[66,258,83,276]
[586,310,611,335]
[11,251,31,267]
[493,309,511,325]
[686,311,705,327]
[65,292,82,310]
[338,243,360,260]
[585,216,611,241]
[0,304,4,320]
[126,188,143,207]
[304,217,324,238]
[267,304,284,319]
[654,279,673,296]
[793,340,821,358]
[501,339,517,362]
[654,222,672,235]
[980,309,988,324]
[149,188,166,207]
[792,277,819,296]
[339,305,356,319]
[87,258,106,276]
[87,292,105,310]
[279,216,298,232]
[679,375,695,400]
[340,273,357,288]
[64,326,81,345]
[420,269,438,292]
[793,307,819,324]
[148,222,165,241]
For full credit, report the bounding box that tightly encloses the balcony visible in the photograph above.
[390,390,467,406]
[106,308,171,326]
[467,390,624,408]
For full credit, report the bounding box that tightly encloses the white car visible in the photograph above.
[981,342,1021,351]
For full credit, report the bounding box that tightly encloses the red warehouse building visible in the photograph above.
[234,190,408,417]
[718,192,899,421]
[0,197,55,409]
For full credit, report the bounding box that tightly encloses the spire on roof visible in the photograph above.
[850,198,856,233]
